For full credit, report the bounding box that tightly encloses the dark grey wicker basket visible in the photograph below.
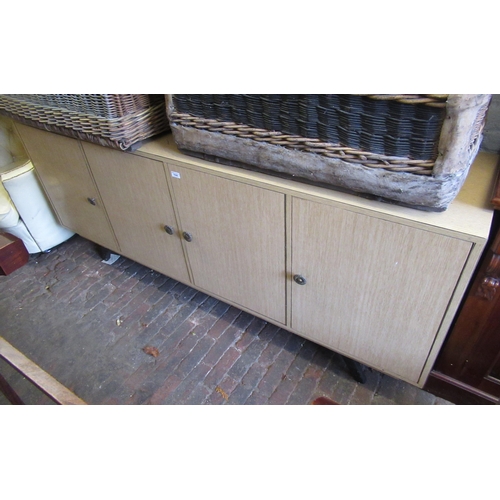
[166,94,492,211]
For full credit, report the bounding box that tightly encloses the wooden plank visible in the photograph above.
[0,337,86,405]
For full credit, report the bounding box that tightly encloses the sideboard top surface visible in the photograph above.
[138,133,498,241]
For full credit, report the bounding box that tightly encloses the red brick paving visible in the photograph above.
[0,235,452,405]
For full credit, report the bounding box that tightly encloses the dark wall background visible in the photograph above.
[482,95,500,153]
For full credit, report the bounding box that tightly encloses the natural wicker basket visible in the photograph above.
[166,94,492,211]
[0,94,169,151]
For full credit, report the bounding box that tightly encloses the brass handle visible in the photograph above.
[164,225,174,235]
[87,197,97,206]
[183,232,193,243]
[293,274,307,286]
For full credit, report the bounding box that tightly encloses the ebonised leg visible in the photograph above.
[342,356,367,384]
[95,245,112,261]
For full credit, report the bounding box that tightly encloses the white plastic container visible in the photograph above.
[0,115,74,253]
[0,160,74,253]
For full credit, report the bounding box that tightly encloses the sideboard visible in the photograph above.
[13,122,498,389]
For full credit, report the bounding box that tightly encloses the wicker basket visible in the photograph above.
[166,94,492,211]
[0,94,169,151]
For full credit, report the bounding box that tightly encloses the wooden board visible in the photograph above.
[0,337,86,405]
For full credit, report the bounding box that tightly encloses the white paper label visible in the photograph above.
[171,171,181,179]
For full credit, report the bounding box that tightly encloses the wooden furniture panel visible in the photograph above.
[168,164,286,324]
[0,336,86,405]
[81,143,190,284]
[14,123,119,252]
[290,197,472,384]
[0,232,29,275]
[425,171,500,403]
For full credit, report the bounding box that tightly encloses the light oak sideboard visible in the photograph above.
[14,122,498,388]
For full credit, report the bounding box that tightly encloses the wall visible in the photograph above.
[482,94,500,153]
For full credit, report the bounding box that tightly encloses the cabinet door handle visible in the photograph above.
[164,225,175,235]
[183,231,193,243]
[293,274,307,286]
[87,197,97,206]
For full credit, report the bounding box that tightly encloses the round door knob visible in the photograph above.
[293,274,307,286]
[164,225,174,235]
[183,231,193,242]
[87,197,97,206]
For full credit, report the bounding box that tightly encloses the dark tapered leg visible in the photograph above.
[95,245,111,261]
[342,356,367,384]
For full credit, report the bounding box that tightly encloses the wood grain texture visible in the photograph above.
[168,165,286,324]
[14,123,119,252]
[138,134,497,242]
[431,220,500,397]
[425,372,498,405]
[433,94,492,175]
[10,124,496,389]
[82,142,190,284]
[424,175,500,402]
[291,197,472,383]
[0,232,29,275]
[0,337,86,405]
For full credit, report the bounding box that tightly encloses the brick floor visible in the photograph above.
[0,235,452,405]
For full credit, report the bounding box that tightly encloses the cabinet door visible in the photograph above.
[291,197,472,384]
[168,165,286,324]
[82,143,190,284]
[14,123,119,252]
